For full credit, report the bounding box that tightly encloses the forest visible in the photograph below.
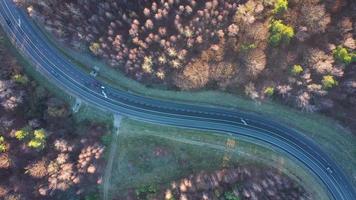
[15,0,356,132]
[0,32,107,200]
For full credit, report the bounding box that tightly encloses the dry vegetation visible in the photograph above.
[129,166,310,200]
[0,33,107,200]
[15,0,356,130]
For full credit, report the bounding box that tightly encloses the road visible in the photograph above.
[0,0,355,199]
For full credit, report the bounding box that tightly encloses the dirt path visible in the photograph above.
[103,114,122,200]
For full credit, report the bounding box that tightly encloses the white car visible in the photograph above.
[101,86,108,98]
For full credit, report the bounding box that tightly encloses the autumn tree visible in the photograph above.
[25,160,48,178]
[46,98,70,119]
[304,48,334,75]
[0,80,24,111]
[299,3,331,35]
[209,62,237,89]
[174,60,210,90]
[269,20,294,46]
[239,48,267,77]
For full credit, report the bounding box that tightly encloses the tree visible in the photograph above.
[209,62,237,89]
[273,0,288,14]
[300,4,330,35]
[333,46,355,65]
[174,60,210,90]
[0,135,7,153]
[269,20,294,46]
[25,160,48,178]
[46,98,70,119]
[240,49,266,77]
[0,153,11,169]
[296,91,316,112]
[322,75,338,89]
[0,80,24,111]
[238,22,269,49]
[264,87,275,96]
[304,48,333,75]
[291,64,303,75]
[28,129,46,150]
[89,42,100,55]
[141,56,153,74]
[14,129,29,141]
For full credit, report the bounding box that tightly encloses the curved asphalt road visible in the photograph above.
[0,0,355,199]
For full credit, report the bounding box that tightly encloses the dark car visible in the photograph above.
[5,18,12,27]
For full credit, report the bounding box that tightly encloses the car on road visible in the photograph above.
[326,166,334,174]
[6,18,11,26]
[101,86,108,98]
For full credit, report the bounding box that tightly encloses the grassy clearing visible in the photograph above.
[73,104,113,125]
[105,118,329,199]
[32,19,356,187]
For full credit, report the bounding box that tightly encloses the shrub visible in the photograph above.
[89,42,100,55]
[84,193,99,200]
[264,87,275,96]
[28,129,46,150]
[224,192,240,200]
[15,129,29,141]
[269,20,294,46]
[34,129,46,140]
[0,136,7,153]
[273,0,288,14]
[291,64,303,75]
[322,75,338,89]
[28,139,42,149]
[100,134,112,146]
[240,43,257,52]
[333,46,356,65]
[135,185,157,199]
[12,74,29,85]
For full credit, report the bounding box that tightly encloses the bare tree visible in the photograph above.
[300,4,331,35]
[174,60,210,90]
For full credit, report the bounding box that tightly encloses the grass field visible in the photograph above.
[102,118,329,199]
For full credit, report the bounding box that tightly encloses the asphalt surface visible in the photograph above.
[0,0,355,199]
